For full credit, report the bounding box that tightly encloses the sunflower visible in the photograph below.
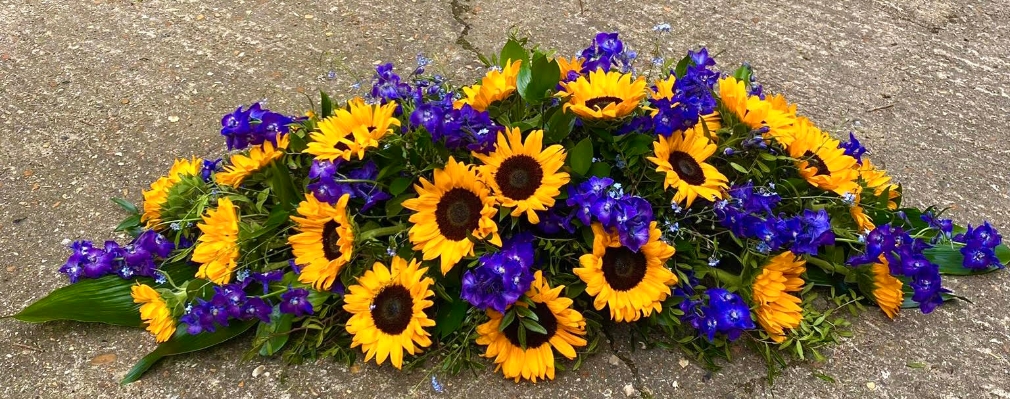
[343,256,435,370]
[786,117,861,196]
[473,128,570,224]
[718,76,795,146]
[752,251,806,343]
[401,157,502,275]
[870,258,903,319]
[559,69,647,120]
[454,59,522,112]
[305,97,399,161]
[288,193,354,291]
[215,134,290,187]
[574,222,677,322]
[850,192,876,234]
[476,270,587,383]
[556,56,584,78]
[192,197,240,285]
[131,283,176,343]
[141,157,203,229]
[646,124,729,207]
[858,159,901,210]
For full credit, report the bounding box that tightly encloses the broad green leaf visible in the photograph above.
[517,53,560,104]
[544,107,576,144]
[498,308,516,332]
[499,39,528,67]
[732,64,754,85]
[14,265,192,327]
[434,298,469,339]
[923,246,1002,275]
[320,91,334,118]
[674,54,691,79]
[257,313,294,356]
[389,177,414,196]
[521,318,547,335]
[587,162,612,178]
[122,320,256,384]
[569,138,594,176]
[114,214,142,233]
[111,198,139,214]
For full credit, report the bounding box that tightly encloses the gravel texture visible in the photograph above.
[2,0,1009,397]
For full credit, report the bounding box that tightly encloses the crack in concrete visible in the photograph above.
[603,328,650,399]
[449,0,482,61]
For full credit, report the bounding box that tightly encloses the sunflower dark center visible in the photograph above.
[585,96,623,110]
[668,150,706,186]
[435,187,483,241]
[333,132,354,151]
[495,155,544,200]
[502,303,558,349]
[802,150,830,176]
[321,220,344,260]
[602,247,648,291]
[370,284,414,335]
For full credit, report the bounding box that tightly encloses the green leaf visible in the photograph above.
[923,246,1001,275]
[434,298,469,339]
[389,177,414,196]
[14,265,191,327]
[569,138,594,176]
[257,313,294,356]
[674,54,692,79]
[587,162,612,178]
[906,361,927,369]
[499,39,528,67]
[320,91,334,118]
[521,318,547,335]
[385,192,413,217]
[729,162,748,174]
[732,64,754,85]
[544,107,576,144]
[516,53,560,104]
[114,214,142,233]
[122,320,256,384]
[514,305,538,321]
[996,244,1010,264]
[111,197,139,214]
[499,308,517,332]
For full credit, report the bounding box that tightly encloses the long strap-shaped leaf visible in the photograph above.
[122,320,256,384]
[14,265,192,327]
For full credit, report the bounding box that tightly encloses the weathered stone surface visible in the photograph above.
[2,0,1008,397]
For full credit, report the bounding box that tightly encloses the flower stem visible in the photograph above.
[804,256,850,276]
[359,224,408,241]
[706,266,742,287]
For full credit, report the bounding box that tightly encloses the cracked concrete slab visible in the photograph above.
[2,0,1009,398]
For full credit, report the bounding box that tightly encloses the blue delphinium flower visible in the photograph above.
[244,269,284,294]
[839,132,867,164]
[242,297,274,323]
[306,159,391,211]
[220,103,295,150]
[460,234,536,313]
[371,63,412,103]
[679,287,755,342]
[280,287,314,317]
[920,211,954,240]
[628,48,719,136]
[200,158,222,182]
[534,207,576,235]
[954,222,1004,270]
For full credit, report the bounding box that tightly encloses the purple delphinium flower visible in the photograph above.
[245,270,285,294]
[839,132,867,164]
[371,63,412,103]
[680,287,755,342]
[954,221,1004,270]
[279,287,313,317]
[220,103,295,150]
[460,234,536,313]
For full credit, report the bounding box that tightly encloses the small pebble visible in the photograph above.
[252,365,265,378]
[608,354,621,366]
[167,116,180,123]
[623,384,637,397]
[866,382,877,391]
[678,359,689,369]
